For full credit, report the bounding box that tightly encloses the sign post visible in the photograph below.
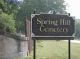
[68,39,71,59]
[31,14,75,59]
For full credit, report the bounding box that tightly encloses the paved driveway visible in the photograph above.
[64,40,80,43]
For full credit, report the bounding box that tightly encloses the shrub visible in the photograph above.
[0,13,16,33]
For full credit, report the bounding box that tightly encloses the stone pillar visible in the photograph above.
[25,19,33,54]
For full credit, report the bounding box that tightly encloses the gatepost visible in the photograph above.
[31,13,75,59]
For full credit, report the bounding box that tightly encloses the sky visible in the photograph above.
[65,0,80,19]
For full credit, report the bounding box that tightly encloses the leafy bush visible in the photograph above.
[0,13,16,33]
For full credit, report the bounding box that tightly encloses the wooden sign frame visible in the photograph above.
[31,14,75,39]
[31,13,75,59]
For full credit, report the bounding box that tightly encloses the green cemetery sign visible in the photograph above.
[31,14,75,38]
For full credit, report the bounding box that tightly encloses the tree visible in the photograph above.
[0,0,21,33]
[16,0,66,32]
[0,0,22,14]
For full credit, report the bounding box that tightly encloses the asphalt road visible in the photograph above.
[64,40,80,43]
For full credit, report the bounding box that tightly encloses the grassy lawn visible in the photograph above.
[25,40,80,59]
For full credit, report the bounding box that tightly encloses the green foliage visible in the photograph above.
[75,21,80,39]
[0,13,16,33]
[0,0,18,14]
[0,0,20,33]
[16,0,66,32]
[17,0,66,20]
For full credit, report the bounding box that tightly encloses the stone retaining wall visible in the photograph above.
[0,34,28,59]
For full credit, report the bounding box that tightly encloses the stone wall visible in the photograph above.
[0,19,33,59]
[0,34,28,59]
[0,35,5,59]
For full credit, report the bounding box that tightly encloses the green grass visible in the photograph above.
[25,40,80,59]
